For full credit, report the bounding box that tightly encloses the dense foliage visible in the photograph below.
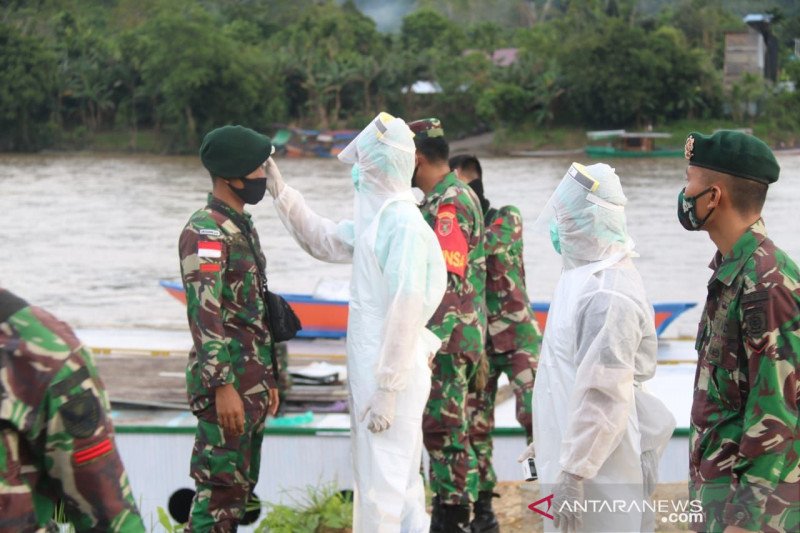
[1,0,798,151]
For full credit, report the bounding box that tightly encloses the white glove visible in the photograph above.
[517,441,535,462]
[359,389,396,433]
[264,158,285,198]
[641,449,659,497]
[552,471,584,533]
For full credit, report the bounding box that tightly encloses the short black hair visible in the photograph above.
[449,154,482,180]
[725,175,768,214]
[699,170,768,215]
[416,137,449,164]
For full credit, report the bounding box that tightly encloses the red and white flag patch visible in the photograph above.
[434,204,468,278]
[197,241,222,258]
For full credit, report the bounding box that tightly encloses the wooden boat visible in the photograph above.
[273,127,358,158]
[585,130,683,158]
[160,281,695,338]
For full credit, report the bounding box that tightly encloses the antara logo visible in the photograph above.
[528,493,555,520]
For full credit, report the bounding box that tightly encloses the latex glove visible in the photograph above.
[264,158,285,198]
[359,389,396,433]
[641,449,659,497]
[517,441,536,462]
[552,471,584,533]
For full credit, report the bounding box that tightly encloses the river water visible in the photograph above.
[1,152,798,338]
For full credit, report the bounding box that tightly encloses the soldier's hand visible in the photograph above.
[268,388,280,416]
[215,384,245,436]
[427,351,436,369]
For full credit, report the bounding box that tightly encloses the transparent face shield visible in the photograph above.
[339,112,416,195]
[534,162,633,265]
[338,112,395,165]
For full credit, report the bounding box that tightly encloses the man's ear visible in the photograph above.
[708,184,723,209]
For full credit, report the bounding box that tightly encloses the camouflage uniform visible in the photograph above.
[420,172,487,506]
[468,205,541,493]
[0,288,145,532]
[689,219,800,533]
[179,195,276,531]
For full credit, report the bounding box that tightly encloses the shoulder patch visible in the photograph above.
[435,204,468,277]
[199,228,221,237]
[743,307,767,337]
[74,437,113,465]
[59,390,100,439]
[197,241,222,258]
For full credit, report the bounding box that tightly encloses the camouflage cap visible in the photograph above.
[200,125,273,179]
[408,118,444,142]
[685,130,779,185]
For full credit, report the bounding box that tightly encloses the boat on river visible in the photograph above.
[271,126,358,158]
[159,280,695,338]
[585,129,683,158]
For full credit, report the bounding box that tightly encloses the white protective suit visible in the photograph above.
[272,113,447,532]
[531,163,676,532]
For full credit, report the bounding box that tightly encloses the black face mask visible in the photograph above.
[230,177,267,205]
[468,178,491,214]
[411,164,420,189]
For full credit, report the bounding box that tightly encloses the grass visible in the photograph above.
[492,116,800,153]
[57,127,165,153]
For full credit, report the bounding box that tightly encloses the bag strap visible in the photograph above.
[0,290,28,324]
[207,200,280,384]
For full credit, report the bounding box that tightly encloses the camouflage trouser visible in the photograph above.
[689,477,800,533]
[187,394,268,532]
[467,348,536,493]
[423,352,479,506]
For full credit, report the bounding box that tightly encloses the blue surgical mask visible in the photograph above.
[549,220,561,255]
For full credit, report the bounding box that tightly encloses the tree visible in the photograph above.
[276,1,382,128]
[0,23,57,150]
[130,3,287,150]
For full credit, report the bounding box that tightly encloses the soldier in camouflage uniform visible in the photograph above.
[180,125,280,531]
[680,130,799,533]
[0,287,145,532]
[450,155,541,533]
[409,119,487,532]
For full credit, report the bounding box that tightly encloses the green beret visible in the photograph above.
[685,130,779,185]
[409,118,444,142]
[200,125,273,178]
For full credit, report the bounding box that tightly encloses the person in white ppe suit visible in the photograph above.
[263,113,447,532]
[518,163,675,532]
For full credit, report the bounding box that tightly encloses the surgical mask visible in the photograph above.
[677,187,714,231]
[351,165,362,191]
[549,220,561,254]
[230,177,267,205]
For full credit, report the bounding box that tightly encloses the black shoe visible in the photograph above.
[441,503,471,533]
[471,491,500,533]
[430,495,445,533]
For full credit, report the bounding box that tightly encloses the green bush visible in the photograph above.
[256,483,353,533]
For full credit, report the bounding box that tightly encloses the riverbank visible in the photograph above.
[37,119,800,158]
